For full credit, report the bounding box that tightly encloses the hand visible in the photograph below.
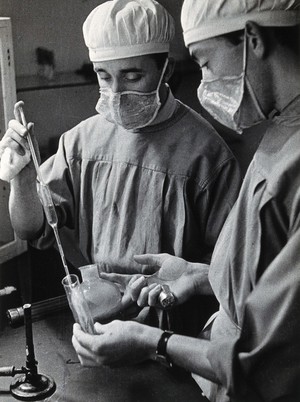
[99,271,170,314]
[98,255,180,309]
[0,121,32,181]
[72,321,161,368]
[99,266,159,308]
[3,104,45,239]
[129,253,212,308]
[0,105,40,182]
[99,272,144,309]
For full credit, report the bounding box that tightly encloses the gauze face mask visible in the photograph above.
[96,59,168,130]
[197,32,267,134]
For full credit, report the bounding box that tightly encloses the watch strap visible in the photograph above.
[155,330,174,367]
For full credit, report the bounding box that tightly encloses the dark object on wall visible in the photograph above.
[36,47,55,80]
[76,62,97,82]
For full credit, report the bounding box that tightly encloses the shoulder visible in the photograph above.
[63,114,112,142]
[59,114,116,158]
[142,101,239,188]
[170,101,237,165]
[172,101,234,154]
[255,121,300,198]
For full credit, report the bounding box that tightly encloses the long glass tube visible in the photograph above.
[15,101,70,279]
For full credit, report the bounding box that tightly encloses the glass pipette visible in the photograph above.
[15,101,71,279]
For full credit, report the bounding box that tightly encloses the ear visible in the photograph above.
[163,57,176,82]
[245,21,267,59]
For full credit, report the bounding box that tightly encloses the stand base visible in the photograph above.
[10,373,56,401]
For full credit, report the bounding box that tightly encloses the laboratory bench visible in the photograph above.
[0,309,208,402]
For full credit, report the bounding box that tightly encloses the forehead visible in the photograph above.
[189,36,239,61]
[93,54,157,72]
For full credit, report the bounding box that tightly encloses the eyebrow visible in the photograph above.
[94,67,144,73]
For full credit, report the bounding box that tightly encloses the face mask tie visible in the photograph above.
[96,58,169,131]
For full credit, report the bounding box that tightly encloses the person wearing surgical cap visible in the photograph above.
[71,1,300,401]
[0,0,240,335]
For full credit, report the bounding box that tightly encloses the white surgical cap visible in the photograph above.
[83,0,175,61]
[181,0,300,46]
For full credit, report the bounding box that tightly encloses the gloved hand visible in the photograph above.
[0,123,31,181]
[0,103,40,182]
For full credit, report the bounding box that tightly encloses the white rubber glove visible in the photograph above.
[0,146,31,182]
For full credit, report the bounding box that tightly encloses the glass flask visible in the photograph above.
[79,264,122,323]
[62,274,95,334]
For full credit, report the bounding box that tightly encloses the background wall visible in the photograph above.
[0,0,187,77]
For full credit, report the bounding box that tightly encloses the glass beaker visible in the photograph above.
[79,264,122,323]
[62,274,95,334]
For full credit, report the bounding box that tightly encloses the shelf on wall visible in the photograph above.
[16,71,97,92]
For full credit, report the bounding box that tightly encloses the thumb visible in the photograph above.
[94,322,105,334]
[99,272,130,293]
[134,254,169,274]
[99,272,123,282]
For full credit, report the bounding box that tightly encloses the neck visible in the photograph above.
[247,40,300,117]
[272,47,300,112]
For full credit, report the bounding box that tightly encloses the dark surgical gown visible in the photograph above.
[194,96,300,402]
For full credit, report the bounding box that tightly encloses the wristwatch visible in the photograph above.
[155,330,174,368]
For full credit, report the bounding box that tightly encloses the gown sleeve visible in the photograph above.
[193,155,241,264]
[208,205,300,401]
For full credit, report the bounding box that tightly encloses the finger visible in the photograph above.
[134,253,169,270]
[148,284,163,306]
[0,135,28,157]
[3,125,29,149]
[72,335,98,366]
[128,274,143,286]
[94,322,105,334]
[8,119,28,137]
[72,333,91,359]
[128,275,148,301]
[120,291,134,307]
[73,322,97,350]
[73,322,81,331]
[136,283,157,307]
[132,255,156,275]
[122,275,143,302]
[78,355,99,367]
[99,272,125,283]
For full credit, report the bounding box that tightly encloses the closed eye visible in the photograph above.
[123,72,143,82]
[97,72,111,81]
